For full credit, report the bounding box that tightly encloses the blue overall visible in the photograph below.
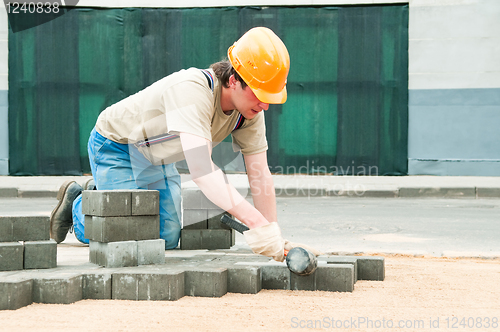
[71,128,182,249]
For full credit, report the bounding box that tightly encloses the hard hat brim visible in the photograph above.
[251,86,288,105]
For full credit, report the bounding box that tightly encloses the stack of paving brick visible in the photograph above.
[82,190,165,268]
[181,189,235,250]
[0,216,57,271]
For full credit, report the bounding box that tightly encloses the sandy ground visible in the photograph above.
[1,256,499,332]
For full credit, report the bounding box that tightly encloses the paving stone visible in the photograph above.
[0,242,23,271]
[32,273,83,304]
[261,263,290,290]
[87,215,159,242]
[82,190,132,217]
[322,256,358,282]
[82,273,112,299]
[183,209,208,229]
[132,190,159,215]
[89,240,138,268]
[357,256,385,281]
[0,216,50,242]
[227,265,261,294]
[112,270,185,301]
[182,189,203,209]
[184,268,227,297]
[314,264,355,292]
[0,277,33,310]
[289,264,354,292]
[23,240,57,269]
[200,193,219,209]
[84,215,93,240]
[290,271,316,291]
[180,229,233,250]
[399,187,476,198]
[207,211,232,230]
[137,239,165,265]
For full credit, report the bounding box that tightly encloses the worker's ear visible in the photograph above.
[228,75,237,89]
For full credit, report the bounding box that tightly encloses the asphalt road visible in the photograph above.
[1,196,499,257]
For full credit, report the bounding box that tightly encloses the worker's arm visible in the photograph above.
[244,151,277,223]
[180,132,269,229]
[180,132,284,261]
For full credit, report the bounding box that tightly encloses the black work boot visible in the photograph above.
[50,180,83,243]
[83,178,96,191]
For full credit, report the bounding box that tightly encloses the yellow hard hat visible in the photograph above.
[228,27,290,104]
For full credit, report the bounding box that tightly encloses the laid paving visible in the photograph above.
[0,247,384,310]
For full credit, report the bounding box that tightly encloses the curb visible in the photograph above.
[1,187,500,199]
[0,188,58,198]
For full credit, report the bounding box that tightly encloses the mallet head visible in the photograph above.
[286,247,318,276]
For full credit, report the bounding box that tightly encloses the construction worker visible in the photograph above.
[50,27,320,261]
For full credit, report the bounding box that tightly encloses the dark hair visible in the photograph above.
[210,60,247,89]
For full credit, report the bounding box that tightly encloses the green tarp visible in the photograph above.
[8,5,408,176]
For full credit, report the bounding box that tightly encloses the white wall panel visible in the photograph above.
[409,0,500,89]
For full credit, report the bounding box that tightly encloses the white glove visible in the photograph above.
[284,240,324,256]
[243,222,285,262]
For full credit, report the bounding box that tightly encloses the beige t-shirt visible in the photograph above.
[95,68,268,165]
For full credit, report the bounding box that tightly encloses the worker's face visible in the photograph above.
[230,76,269,119]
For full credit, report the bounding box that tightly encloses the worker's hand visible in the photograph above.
[243,222,285,262]
[284,240,324,256]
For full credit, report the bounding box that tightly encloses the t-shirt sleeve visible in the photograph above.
[162,80,214,141]
[231,111,268,155]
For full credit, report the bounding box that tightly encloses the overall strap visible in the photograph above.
[200,69,214,92]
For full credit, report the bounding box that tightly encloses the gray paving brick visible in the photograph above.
[183,209,208,229]
[89,240,138,268]
[182,189,203,209]
[87,215,159,242]
[261,263,290,290]
[32,273,83,304]
[0,218,13,241]
[399,187,476,198]
[322,256,358,282]
[180,229,233,250]
[184,268,227,297]
[112,270,185,301]
[207,211,232,230]
[357,256,385,281]
[23,240,57,269]
[132,190,159,215]
[0,242,23,271]
[315,264,354,292]
[82,273,112,299]
[0,216,50,242]
[290,271,316,291]
[0,277,33,310]
[200,193,219,209]
[137,239,165,265]
[227,265,261,294]
[82,190,132,217]
[84,215,93,240]
[289,264,354,292]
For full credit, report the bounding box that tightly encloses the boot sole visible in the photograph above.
[50,180,76,240]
